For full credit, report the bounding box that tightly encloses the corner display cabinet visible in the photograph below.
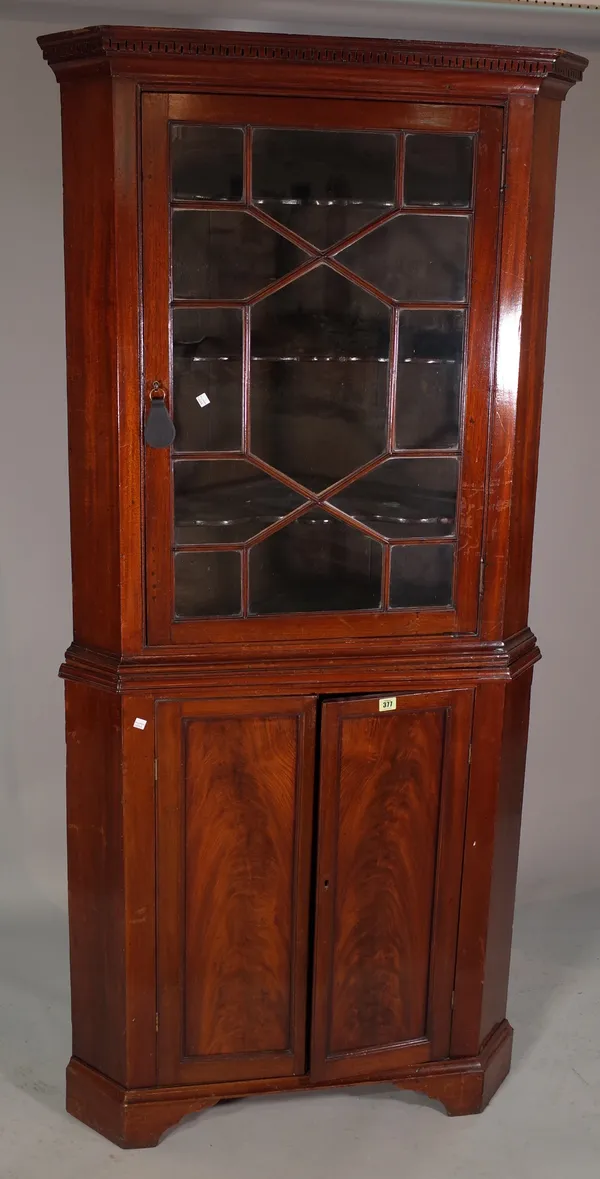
[39,25,586,1148]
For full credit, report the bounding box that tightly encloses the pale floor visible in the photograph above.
[1,891,600,1179]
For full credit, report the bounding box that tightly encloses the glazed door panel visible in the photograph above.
[142,92,503,646]
[311,689,473,1081]
[156,696,316,1084]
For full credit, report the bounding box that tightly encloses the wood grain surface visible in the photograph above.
[156,696,316,1084]
[328,708,444,1053]
[311,689,473,1081]
[184,713,299,1056]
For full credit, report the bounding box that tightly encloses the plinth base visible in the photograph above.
[66,1020,513,1148]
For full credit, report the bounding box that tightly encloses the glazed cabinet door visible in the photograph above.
[311,689,473,1081]
[142,93,503,646]
[156,696,316,1085]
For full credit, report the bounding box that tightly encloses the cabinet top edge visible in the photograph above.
[37,24,587,86]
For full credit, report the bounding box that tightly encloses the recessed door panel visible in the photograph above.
[156,696,316,1085]
[311,689,473,1081]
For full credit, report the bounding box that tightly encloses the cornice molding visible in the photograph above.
[38,25,587,84]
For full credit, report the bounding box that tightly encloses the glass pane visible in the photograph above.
[404,134,473,208]
[329,457,458,538]
[171,124,244,202]
[175,551,242,617]
[172,211,308,299]
[390,544,454,608]
[396,310,464,449]
[251,266,389,492]
[174,459,306,544]
[173,308,243,452]
[249,510,382,614]
[337,215,470,302]
[252,129,396,248]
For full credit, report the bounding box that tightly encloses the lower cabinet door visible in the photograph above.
[156,696,317,1085]
[310,689,474,1082]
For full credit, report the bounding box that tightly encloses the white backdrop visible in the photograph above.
[0,14,599,910]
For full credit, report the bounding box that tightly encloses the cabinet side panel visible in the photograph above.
[451,670,532,1056]
[112,79,144,654]
[65,681,125,1081]
[479,668,533,1041]
[451,681,504,1056]
[504,95,562,636]
[121,695,157,1086]
[480,96,535,640]
[481,93,562,640]
[60,78,121,651]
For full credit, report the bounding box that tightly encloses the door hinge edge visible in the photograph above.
[155,1011,159,1033]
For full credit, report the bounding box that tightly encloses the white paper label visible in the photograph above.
[379,697,397,712]
[133,717,147,730]
[196,393,210,407]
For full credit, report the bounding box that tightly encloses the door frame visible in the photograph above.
[141,92,503,647]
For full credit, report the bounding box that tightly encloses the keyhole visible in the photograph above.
[324,879,330,890]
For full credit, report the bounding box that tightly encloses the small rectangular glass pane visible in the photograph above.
[252,129,396,248]
[174,459,305,544]
[330,457,458,539]
[337,215,470,302]
[173,309,243,452]
[172,211,308,300]
[171,124,244,201]
[249,510,382,614]
[390,544,454,608]
[396,310,464,449]
[174,551,242,617]
[404,134,474,208]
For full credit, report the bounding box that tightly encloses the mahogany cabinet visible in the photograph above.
[39,25,586,1148]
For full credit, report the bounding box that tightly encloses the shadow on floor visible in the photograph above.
[1,887,599,1127]
[509,887,600,1067]
[0,901,70,1117]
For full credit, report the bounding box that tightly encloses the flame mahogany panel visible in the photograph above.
[311,689,473,1082]
[156,696,316,1085]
